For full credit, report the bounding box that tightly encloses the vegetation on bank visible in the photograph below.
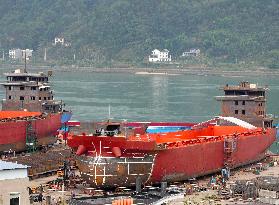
[0,0,278,69]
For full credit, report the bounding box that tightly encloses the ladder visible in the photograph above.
[224,136,237,168]
[26,121,37,152]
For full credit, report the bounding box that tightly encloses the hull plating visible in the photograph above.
[69,127,276,188]
[0,113,62,152]
[77,154,155,187]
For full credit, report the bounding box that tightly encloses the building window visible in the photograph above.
[31,96,35,100]
[10,192,20,205]
[20,86,25,90]
[242,110,245,115]
[44,97,47,100]
[39,97,41,100]
[242,101,245,105]
[9,86,12,90]
[235,101,238,105]
[48,97,51,100]
[20,96,24,100]
[235,110,238,114]
[9,96,12,99]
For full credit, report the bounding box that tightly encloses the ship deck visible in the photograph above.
[128,126,261,144]
[0,111,42,119]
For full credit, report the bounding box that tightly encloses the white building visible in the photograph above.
[54,37,65,45]
[0,160,30,205]
[9,49,22,59]
[149,49,171,62]
[21,49,33,60]
[182,49,201,57]
[9,49,33,60]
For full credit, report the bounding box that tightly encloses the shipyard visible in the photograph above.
[0,2,279,205]
[0,66,278,205]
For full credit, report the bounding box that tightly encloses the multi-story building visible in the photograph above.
[54,37,65,45]
[148,49,171,62]
[21,49,33,60]
[9,49,22,59]
[182,49,201,57]
[0,160,30,205]
[9,49,33,60]
[1,69,62,113]
[216,81,273,128]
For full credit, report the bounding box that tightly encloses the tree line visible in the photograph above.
[0,0,278,68]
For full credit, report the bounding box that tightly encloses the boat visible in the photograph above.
[0,111,61,152]
[66,81,277,188]
[67,116,276,188]
[0,68,70,152]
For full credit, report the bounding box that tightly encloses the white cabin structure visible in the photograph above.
[149,49,171,62]
[182,49,201,57]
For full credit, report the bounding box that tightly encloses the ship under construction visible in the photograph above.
[67,82,277,188]
[0,68,71,152]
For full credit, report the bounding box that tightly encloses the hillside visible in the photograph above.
[0,0,278,68]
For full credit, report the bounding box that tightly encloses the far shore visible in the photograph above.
[1,64,279,77]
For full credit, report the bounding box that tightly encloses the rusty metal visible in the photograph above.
[3,145,73,179]
[216,82,273,128]
[76,154,155,188]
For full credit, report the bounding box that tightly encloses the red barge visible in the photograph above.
[0,69,67,152]
[67,117,276,187]
[0,111,61,152]
[67,82,276,188]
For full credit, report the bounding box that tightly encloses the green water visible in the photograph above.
[52,72,279,122]
[0,69,278,152]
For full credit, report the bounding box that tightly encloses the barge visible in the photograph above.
[0,68,70,152]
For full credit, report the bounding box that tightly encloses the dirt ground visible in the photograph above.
[168,160,279,205]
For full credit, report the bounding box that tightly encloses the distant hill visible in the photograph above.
[0,0,278,68]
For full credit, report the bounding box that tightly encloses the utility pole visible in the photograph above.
[44,48,47,62]
[24,51,27,73]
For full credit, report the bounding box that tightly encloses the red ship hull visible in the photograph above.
[68,122,276,188]
[0,111,62,152]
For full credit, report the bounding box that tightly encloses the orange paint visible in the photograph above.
[0,111,41,119]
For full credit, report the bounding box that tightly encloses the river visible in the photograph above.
[0,68,278,152]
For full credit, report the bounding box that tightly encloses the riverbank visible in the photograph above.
[168,155,279,205]
[7,152,279,205]
[1,63,279,77]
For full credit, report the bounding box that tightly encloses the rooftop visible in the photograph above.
[223,82,268,91]
[3,69,48,77]
[4,72,47,77]
[215,95,266,101]
[0,160,28,171]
